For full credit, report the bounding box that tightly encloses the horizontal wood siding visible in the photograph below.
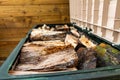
[0,0,69,5]
[0,0,70,65]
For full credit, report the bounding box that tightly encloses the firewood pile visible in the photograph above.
[9,24,120,75]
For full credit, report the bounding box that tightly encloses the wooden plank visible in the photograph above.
[78,0,82,21]
[82,0,87,21]
[75,0,79,18]
[0,50,14,58]
[91,0,94,23]
[105,0,117,42]
[98,0,104,26]
[69,0,72,21]
[87,0,92,22]
[93,25,97,33]
[105,29,114,42]
[101,27,106,37]
[117,33,120,43]
[0,41,19,58]
[79,0,83,27]
[107,0,117,29]
[114,20,120,30]
[114,0,120,29]
[0,15,69,28]
[101,0,109,37]
[29,15,69,25]
[91,0,99,23]
[85,0,88,23]
[80,0,83,20]
[91,0,100,35]
[0,35,26,40]
[0,47,16,53]
[0,57,6,60]
[0,27,29,31]
[75,0,78,19]
[0,38,21,42]
[0,5,69,17]
[86,0,92,28]
[0,0,69,5]
[0,34,25,39]
[71,1,81,24]
[102,0,109,26]
[71,0,75,19]
[0,41,19,47]
[0,17,32,28]
[93,0,99,24]
[113,31,119,43]
[0,28,29,39]
[76,0,79,19]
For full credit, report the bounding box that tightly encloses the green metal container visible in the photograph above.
[0,23,120,80]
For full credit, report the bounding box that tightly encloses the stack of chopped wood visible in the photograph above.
[16,40,78,71]
[9,24,120,75]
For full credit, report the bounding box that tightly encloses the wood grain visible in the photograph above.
[0,0,69,5]
[0,0,70,65]
[0,5,69,17]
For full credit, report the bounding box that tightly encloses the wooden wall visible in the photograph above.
[70,0,120,44]
[0,0,70,65]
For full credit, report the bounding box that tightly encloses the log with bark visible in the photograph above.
[55,25,70,31]
[30,24,71,41]
[76,47,97,69]
[30,29,66,41]
[79,35,96,48]
[15,40,78,72]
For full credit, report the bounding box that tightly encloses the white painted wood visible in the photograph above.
[69,0,120,44]
[107,0,117,29]
[105,29,114,42]
[98,0,104,26]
